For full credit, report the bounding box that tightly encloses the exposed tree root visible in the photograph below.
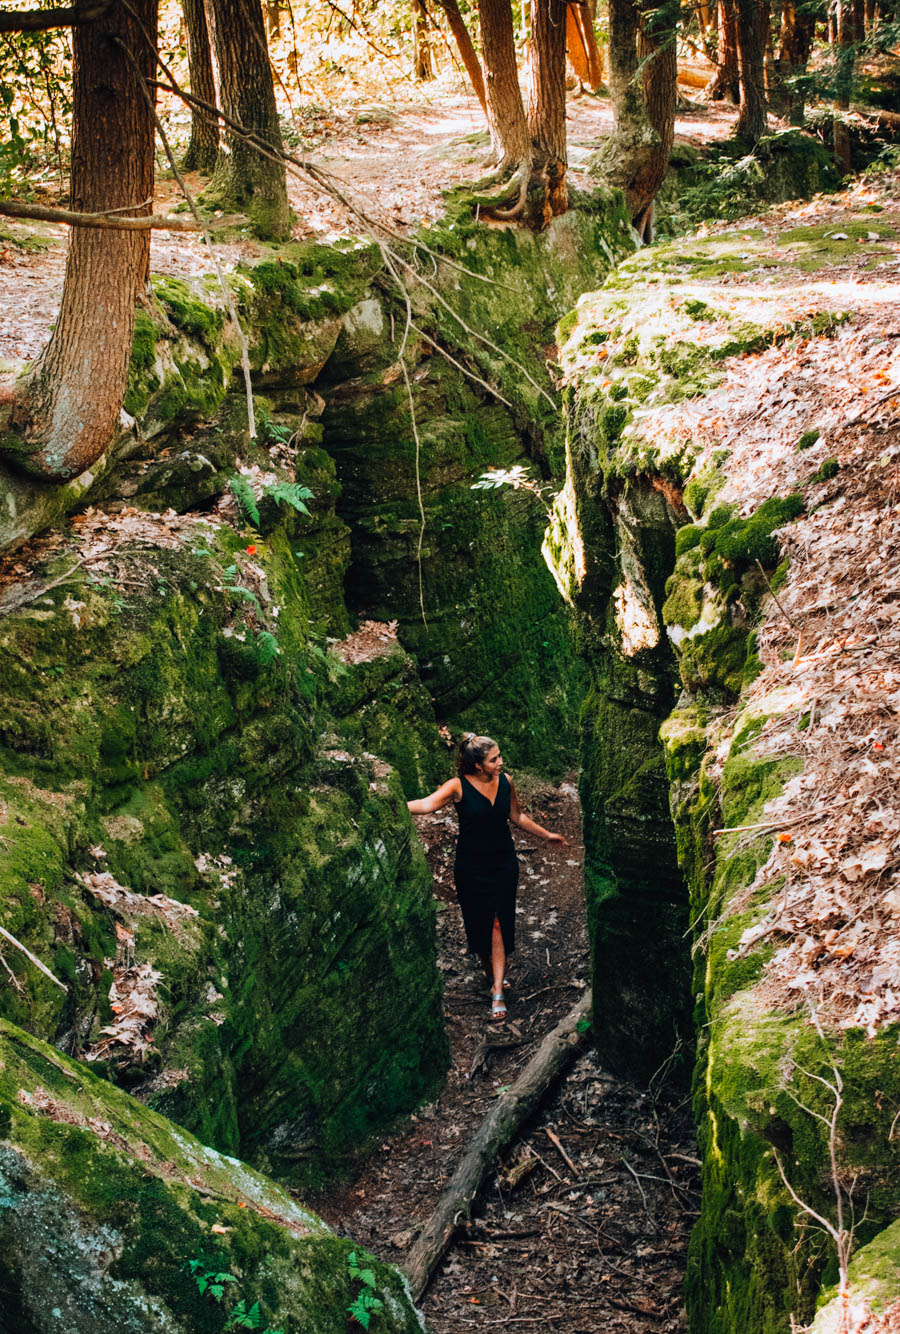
[403,989,592,1301]
[466,157,532,218]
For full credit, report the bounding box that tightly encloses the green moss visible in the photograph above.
[152,275,225,347]
[0,1019,424,1334]
[810,457,840,484]
[711,495,804,568]
[796,429,821,450]
[130,309,158,371]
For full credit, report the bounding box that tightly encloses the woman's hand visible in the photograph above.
[545,831,567,845]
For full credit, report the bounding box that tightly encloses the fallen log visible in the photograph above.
[403,989,592,1301]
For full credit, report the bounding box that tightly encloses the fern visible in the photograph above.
[230,475,260,528]
[225,1299,262,1330]
[265,481,314,517]
[254,630,280,664]
[223,584,262,614]
[347,1291,383,1330]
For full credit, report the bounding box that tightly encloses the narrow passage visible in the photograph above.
[313,776,697,1333]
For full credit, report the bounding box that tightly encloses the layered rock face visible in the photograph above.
[558,221,900,1331]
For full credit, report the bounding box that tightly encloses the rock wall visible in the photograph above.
[559,223,900,1331]
[0,491,447,1187]
[0,190,635,1198]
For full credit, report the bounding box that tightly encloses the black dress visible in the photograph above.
[453,772,519,958]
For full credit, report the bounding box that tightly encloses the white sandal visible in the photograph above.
[491,991,507,1020]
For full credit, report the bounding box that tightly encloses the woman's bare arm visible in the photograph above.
[509,779,566,843]
[407,776,462,815]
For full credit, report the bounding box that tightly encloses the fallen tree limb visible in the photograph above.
[0,198,248,232]
[403,989,592,1301]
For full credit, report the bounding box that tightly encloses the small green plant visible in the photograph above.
[186,1258,239,1301]
[254,629,280,664]
[346,1250,384,1331]
[230,475,261,527]
[266,481,314,517]
[810,457,840,484]
[230,474,315,528]
[184,1257,282,1334]
[796,429,821,451]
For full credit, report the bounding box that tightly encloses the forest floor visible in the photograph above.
[0,89,737,367]
[312,777,699,1334]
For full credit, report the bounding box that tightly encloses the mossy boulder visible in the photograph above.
[0,1019,423,1334]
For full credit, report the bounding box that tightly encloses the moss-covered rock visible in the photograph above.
[0,507,448,1187]
[0,1018,423,1334]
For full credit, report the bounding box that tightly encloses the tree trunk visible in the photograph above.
[1,0,158,482]
[774,0,814,123]
[403,992,592,1302]
[412,0,434,78]
[182,0,218,171]
[203,0,291,239]
[566,0,603,88]
[592,0,674,235]
[266,0,280,37]
[833,0,854,175]
[634,0,676,238]
[436,0,487,112]
[707,0,740,102]
[478,0,531,166]
[525,0,568,225]
[735,0,767,140]
[763,0,776,99]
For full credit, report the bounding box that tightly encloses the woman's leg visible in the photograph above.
[491,915,506,993]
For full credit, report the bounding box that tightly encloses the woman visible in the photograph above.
[407,734,565,1020]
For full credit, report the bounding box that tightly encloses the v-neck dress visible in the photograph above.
[453,772,519,957]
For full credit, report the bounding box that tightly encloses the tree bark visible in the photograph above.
[566,0,603,88]
[593,0,674,235]
[403,991,592,1302]
[478,0,531,166]
[435,0,488,113]
[1,0,158,482]
[707,0,740,102]
[526,0,568,225]
[774,0,814,123]
[833,0,854,175]
[412,0,434,78]
[203,0,291,239]
[735,0,768,140]
[634,0,677,238]
[182,0,218,170]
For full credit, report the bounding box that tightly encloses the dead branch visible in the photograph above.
[403,990,592,1300]
[0,197,247,232]
[0,925,68,992]
[0,556,87,620]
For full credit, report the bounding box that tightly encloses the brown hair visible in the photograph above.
[457,733,498,776]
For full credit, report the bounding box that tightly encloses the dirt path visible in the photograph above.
[311,776,698,1334]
